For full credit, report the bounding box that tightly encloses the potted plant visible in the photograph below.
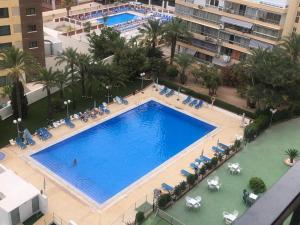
[284,148,299,166]
[157,193,172,209]
[211,157,218,167]
[199,166,206,178]
[187,174,196,187]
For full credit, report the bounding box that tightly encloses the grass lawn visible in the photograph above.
[0,79,152,148]
[143,118,300,225]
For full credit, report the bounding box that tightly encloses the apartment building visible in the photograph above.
[0,0,45,81]
[175,0,300,66]
[42,0,91,11]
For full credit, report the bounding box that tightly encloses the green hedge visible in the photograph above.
[159,79,255,118]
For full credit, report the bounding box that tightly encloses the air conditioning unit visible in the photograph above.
[217,38,222,43]
[215,54,220,58]
[219,24,224,29]
[198,5,203,9]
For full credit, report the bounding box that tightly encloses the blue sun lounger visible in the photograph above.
[200,155,211,162]
[99,104,110,114]
[16,137,26,149]
[119,96,128,105]
[65,118,75,128]
[162,183,174,192]
[37,128,52,140]
[166,89,175,97]
[183,96,192,104]
[218,142,230,150]
[160,87,168,95]
[189,99,198,106]
[181,169,191,177]
[23,128,35,145]
[212,146,225,154]
[190,162,198,170]
[195,100,203,109]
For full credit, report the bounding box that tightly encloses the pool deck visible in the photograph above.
[0,86,244,225]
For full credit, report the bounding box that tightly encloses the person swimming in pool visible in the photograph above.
[72,159,77,167]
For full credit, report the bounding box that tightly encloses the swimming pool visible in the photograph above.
[97,13,137,26]
[31,100,216,204]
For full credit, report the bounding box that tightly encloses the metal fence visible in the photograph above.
[156,209,186,225]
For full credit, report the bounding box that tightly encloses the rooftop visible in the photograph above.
[0,164,40,213]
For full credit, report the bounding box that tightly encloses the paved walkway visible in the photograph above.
[1,86,243,225]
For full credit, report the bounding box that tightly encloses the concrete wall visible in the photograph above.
[0,208,11,225]
[19,199,33,222]
[0,85,60,120]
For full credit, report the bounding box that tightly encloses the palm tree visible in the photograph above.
[35,68,60,118]
[199,64,221,96]
[175,53,194,84]
[75,53,91,97]
[138,19,164,49]
[55,47,78,109]
[0,46,38,118]
[280,32,300,62]
[55,67,70,100]
[163,18,192,65]
[63,0,75,17]
[285,148,299,164]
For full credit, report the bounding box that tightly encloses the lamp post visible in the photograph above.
[269,108,277,127]
[177,87,181,101]
[106,85,112,103]
[140,72,145,93]
[13,118,22,138]
[64,100,71,118]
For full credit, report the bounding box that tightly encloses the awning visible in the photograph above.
[220,16,253,29]
[249,39,273,49]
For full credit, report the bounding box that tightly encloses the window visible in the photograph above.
[0,25,11,36]
[25,8,36,16]
[295,12,300,23]
[27,24,37,32]
[29,41,38,49]
[0,42,12,49]
[0,8,9,18]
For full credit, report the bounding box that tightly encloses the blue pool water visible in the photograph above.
[32,101,216,203]
[97,13,136,26]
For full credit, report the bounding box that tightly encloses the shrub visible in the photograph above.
[187,174,196,186]
[174,185,182,197]
[135,211,145,224]
[249,177,266,194]
[199,166,206,176]
[158,193,172,209]
[179,181,187,191]
[205,161,212,170]
[166,65,178,80]
[233,139,242,152]
[52,98,64,112]
[211,157,219,167]
[244,114,270,142]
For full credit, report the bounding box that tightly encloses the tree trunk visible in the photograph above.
[71,64,76,109]
[170,36,177,65]
[81,71,86,97]
[16,81,22,119]
[46,88,53,118]
[59,84,64,100]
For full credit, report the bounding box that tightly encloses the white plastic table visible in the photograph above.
[249,193,258,201]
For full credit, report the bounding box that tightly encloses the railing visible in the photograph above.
[109,191,154,225]
[156,209,186,225]
[33,213,68,225]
